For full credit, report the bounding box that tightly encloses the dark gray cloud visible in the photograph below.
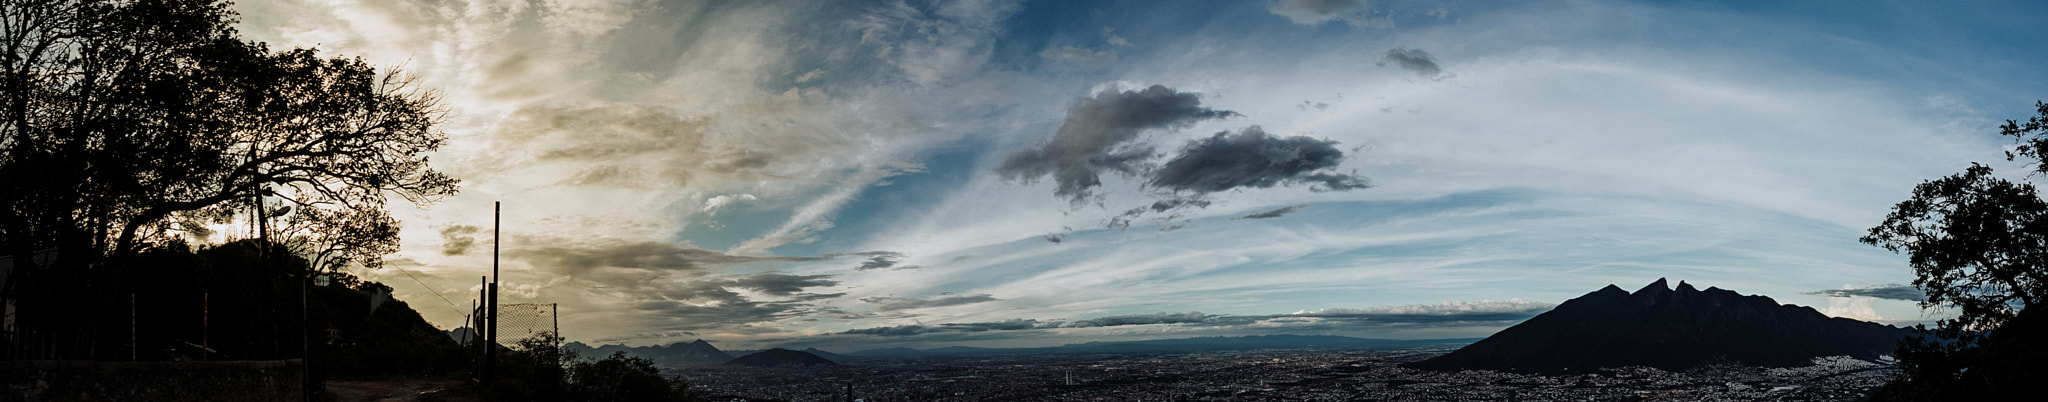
[729,273,838,296]
[1149,198,1212,212]
[838,319,1050,336]
[508,239,825,276]
[1063,312,1213,328]
[1803,285,1925,302]
[626,297,815,329]
[996,85,1239,204]
[643,274,839,302]
[861,294,1000,312]
[1108,197,1215,230]
[439,225,481,256]
[1148,126,1370,193]
[848,251,917,271]
[1236,205,1309,220]
[1378,47,1446,80]
[1269,0,1367,25]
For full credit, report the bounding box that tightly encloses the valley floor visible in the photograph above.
[671,347,1894,401]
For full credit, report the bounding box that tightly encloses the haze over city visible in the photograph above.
[224,0,2048,351]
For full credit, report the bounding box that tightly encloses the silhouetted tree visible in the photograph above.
[569,351,707,402]
[0,0,455,359]
[1864,101,2048,399]
[475,331,708,402]
[1863,162,2044,330]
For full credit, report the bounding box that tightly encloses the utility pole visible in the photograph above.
[477,276,486,362]
[486,202,500,383]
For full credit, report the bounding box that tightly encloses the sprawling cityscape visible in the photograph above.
[675,347,1895,401]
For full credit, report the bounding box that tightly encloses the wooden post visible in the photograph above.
[486,283,497,379]
[486,202,500,382]
[129,293,135,361]
[202,292,209,360]
[478,276,487,362]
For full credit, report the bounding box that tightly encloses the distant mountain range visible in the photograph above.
[564,339,733,366]
[1403,278,1911,374]
[844,335,1478,359]
[725,348,839,367]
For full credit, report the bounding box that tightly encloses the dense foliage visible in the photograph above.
[1864,101,2048,399]
[488,332,707,402]
[121,239,466,379]
[0,0,455,360]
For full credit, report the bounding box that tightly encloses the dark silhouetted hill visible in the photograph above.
[724,348,839,367]
[1403,278,1911,374]
[801,347,850,363]
[564,339,733,366]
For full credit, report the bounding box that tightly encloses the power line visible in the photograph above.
[388,264,465,315]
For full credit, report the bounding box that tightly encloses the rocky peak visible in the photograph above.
[1403,279,1910,373]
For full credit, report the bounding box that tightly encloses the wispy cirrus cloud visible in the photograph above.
[834,299,1555,338]
[237,0,2042,350]
[1268,0,1368,26]
[861,294,1000,312]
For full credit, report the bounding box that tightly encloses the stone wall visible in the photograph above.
[0,360,303,402]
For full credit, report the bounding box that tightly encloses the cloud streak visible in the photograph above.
[861,294,1001,312]
[835,299,1555,337]
[1063,312,1212,328]
[851,251,914,271]
[1268,0,1368,26]
[1804,285,1926,302]
[838,319,1048,336]
[1235,205,1309,220]
[1040,46,1118,69]
[508,239,825,277]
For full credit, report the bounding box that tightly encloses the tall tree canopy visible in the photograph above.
[0,0,456,358]
[1863,163,2046,330]
[1864,101,2048,399]
[1864,102,2048,331]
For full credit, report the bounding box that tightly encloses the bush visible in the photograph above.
[485,332,705,402]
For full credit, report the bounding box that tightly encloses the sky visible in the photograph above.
[228,0,2048,351]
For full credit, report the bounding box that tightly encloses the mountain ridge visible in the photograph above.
[725,348,839,367]
[563,338,734,366]
[1403,278,1910,373]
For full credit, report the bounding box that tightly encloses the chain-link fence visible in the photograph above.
[496,303,558,351]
